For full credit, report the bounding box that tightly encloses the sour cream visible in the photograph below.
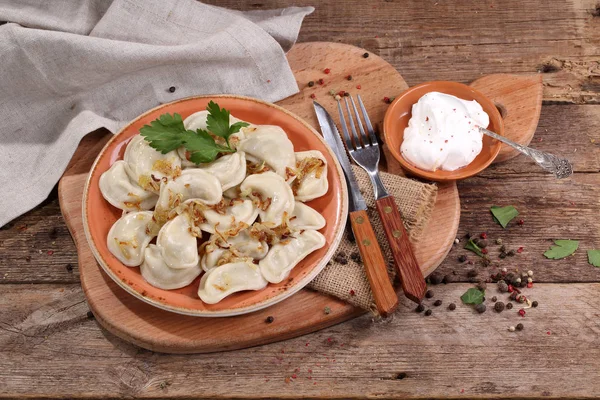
[400,92,489,172]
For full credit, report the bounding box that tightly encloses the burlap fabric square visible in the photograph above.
[308,165,437,310]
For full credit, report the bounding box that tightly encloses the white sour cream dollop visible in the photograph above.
[400,92,490,172]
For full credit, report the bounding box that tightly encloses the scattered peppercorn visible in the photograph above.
[416,304,425,312]
[491,296,498,302]
[458,255,467,263]
[349,289,356,296]
[434,300,442,307]
[532,301,539,308]
[500,245,507,253]
[507,249,516,256]
[516,323,524,331]
[265,316,274,323]
[363,52,369,58]
[509,292,518,301]
[475,304,486,313]
[168,86,176,93]
[318,78,325,85]
[344,92,350,97]
[497,281,508,293]
[496,238,503,245]
[494,302,505,312]
[478,239,489,248]
[443,274,454,284]
[25,256,31,262]
[518,309,526,317]
[356,85,362,89]
[425,290,434,298]
[424,309,432,316]
[350,251,361,263]
[476,281,487,291]
[499,252,507,259]
[480,257,491,268]
[506,303,514,310]
[346,75,353,81]
[467,269,478,278]
[383,96,391,104]
[308,81,315,87]
[517,247,524,254]
[334,254,348,265]
[65,263,74,272]
[310,93,316,99]
[480,232,487,239]
[86,311,95,319]
[448,303,456,311]
[517,219,524,225]
[428,272,444,285]
[324,68,331,74]
[338,90,346,97]
[481,248,488,255]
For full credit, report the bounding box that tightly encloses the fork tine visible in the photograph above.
[344,97,363,149]
[337,100,355,152]
[349,95,370,147]
[357,95,378,146]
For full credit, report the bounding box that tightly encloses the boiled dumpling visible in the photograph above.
[178,111,247,167]
[237,125,295,178]
[240,171,294,226]
[99,160,158,211]
[200,230,268,272]
[259,230,326,283]
[197,152,247,191]
[196,199,259,234]
[198,261,268,304]
[155,169,222,220]
[140,245,201,290]
[293,150,328,202]
[107,211,155,267]
[289,202,326,231]
[124,134,181,192]
[156,214,199,269]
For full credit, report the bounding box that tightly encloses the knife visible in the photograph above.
[314,101,399,317]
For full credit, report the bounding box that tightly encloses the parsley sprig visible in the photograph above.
[140,101,249,164]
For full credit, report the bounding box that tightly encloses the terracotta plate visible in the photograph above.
[83,95,348,317]
[383,81,504,181]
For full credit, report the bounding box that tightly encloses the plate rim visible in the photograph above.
[82,94,349,317]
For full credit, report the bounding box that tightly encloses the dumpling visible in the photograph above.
[124,134,181,192]
[289,202,326,231]
[140,245,201,290]
[107,211,155,267]
[292,150,328,202]
[237,125,295,178]
[197,152,247,191]
[155,169,222,221]
[178,111,247,167]
[156,214,199,269]
[198,261,268,304]
[240,172,294,226]
[99,160,158,211]
[259,230,326,283]
[196,199,259,234]
[200,230,268,272]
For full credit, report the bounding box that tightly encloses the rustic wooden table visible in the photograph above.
[2,1,599,398]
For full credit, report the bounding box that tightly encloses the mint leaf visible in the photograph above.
[461,288,485,305]
[490,205,519,228]
[464,239,484,257]
[543,239,579,259]
[588,250,600,267]
[206,101,249,145]
[140,113,187,154]
[184,129,234,164]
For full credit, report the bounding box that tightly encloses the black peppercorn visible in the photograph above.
[363,52,369,58]
[429,272,444,285]
[416,304,425,312]
[494,302,505,312]
[424,309,432,316]
[443,274,454,284]
[499,252,507,259]
[497,281,508,293]
[507,249,516,257]
[500,244,507,253]
[478,239,489,248]
[491,296,498,302]
[347,75,353,81]
[265,316,274,323]
[65,263,74,272]
[467,269,478,278]
[448,303,456,311]
[516,323,524,331]
[458,255,468,263]
[476,281,487,291]
[308,81,315,87]
[506,302,514,310]
[86,311,95,319]
[532,301,539,308]
[475,304,486,313]
[168,86,176,93]
[425,290,434,298]
[433,300,442,307]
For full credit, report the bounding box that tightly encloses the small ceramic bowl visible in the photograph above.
[383,81,504,181]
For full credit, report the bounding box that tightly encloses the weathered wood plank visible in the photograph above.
[206,0,600,104]
[1,282,599,398]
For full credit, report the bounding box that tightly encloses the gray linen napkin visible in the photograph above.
[0,0,313,226]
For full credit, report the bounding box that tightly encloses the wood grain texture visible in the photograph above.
[349,209,399,316]
[375,196,426,303]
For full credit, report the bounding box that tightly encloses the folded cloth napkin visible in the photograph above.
[309,165,438,311]
[0,0,313,227]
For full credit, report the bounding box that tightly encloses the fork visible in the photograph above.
[337,95,427,303]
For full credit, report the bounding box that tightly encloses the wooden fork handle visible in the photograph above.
[349,210,399,317]
[375,196,427,303]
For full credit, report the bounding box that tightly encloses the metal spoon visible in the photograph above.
[479,127,573,179]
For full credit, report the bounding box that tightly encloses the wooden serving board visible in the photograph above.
[59,42,539,354]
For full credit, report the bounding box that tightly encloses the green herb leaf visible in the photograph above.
[206,101,249,144]
[490,205,519,228]
[140,113,187,154]
[464,239,484,257]
[461,288,485,305]
[587,250,600,267]
[543,239,579,259]
[185,129,234,164]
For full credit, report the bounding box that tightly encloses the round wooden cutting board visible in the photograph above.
[59,42,540,354]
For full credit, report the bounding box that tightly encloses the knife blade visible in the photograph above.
[313,101,366,212]
[313,101,398,317]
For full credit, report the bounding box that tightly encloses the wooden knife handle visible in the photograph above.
[349,210,398,317]
[375,196,427,303]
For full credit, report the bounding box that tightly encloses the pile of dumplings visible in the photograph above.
[99,110,329,304]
